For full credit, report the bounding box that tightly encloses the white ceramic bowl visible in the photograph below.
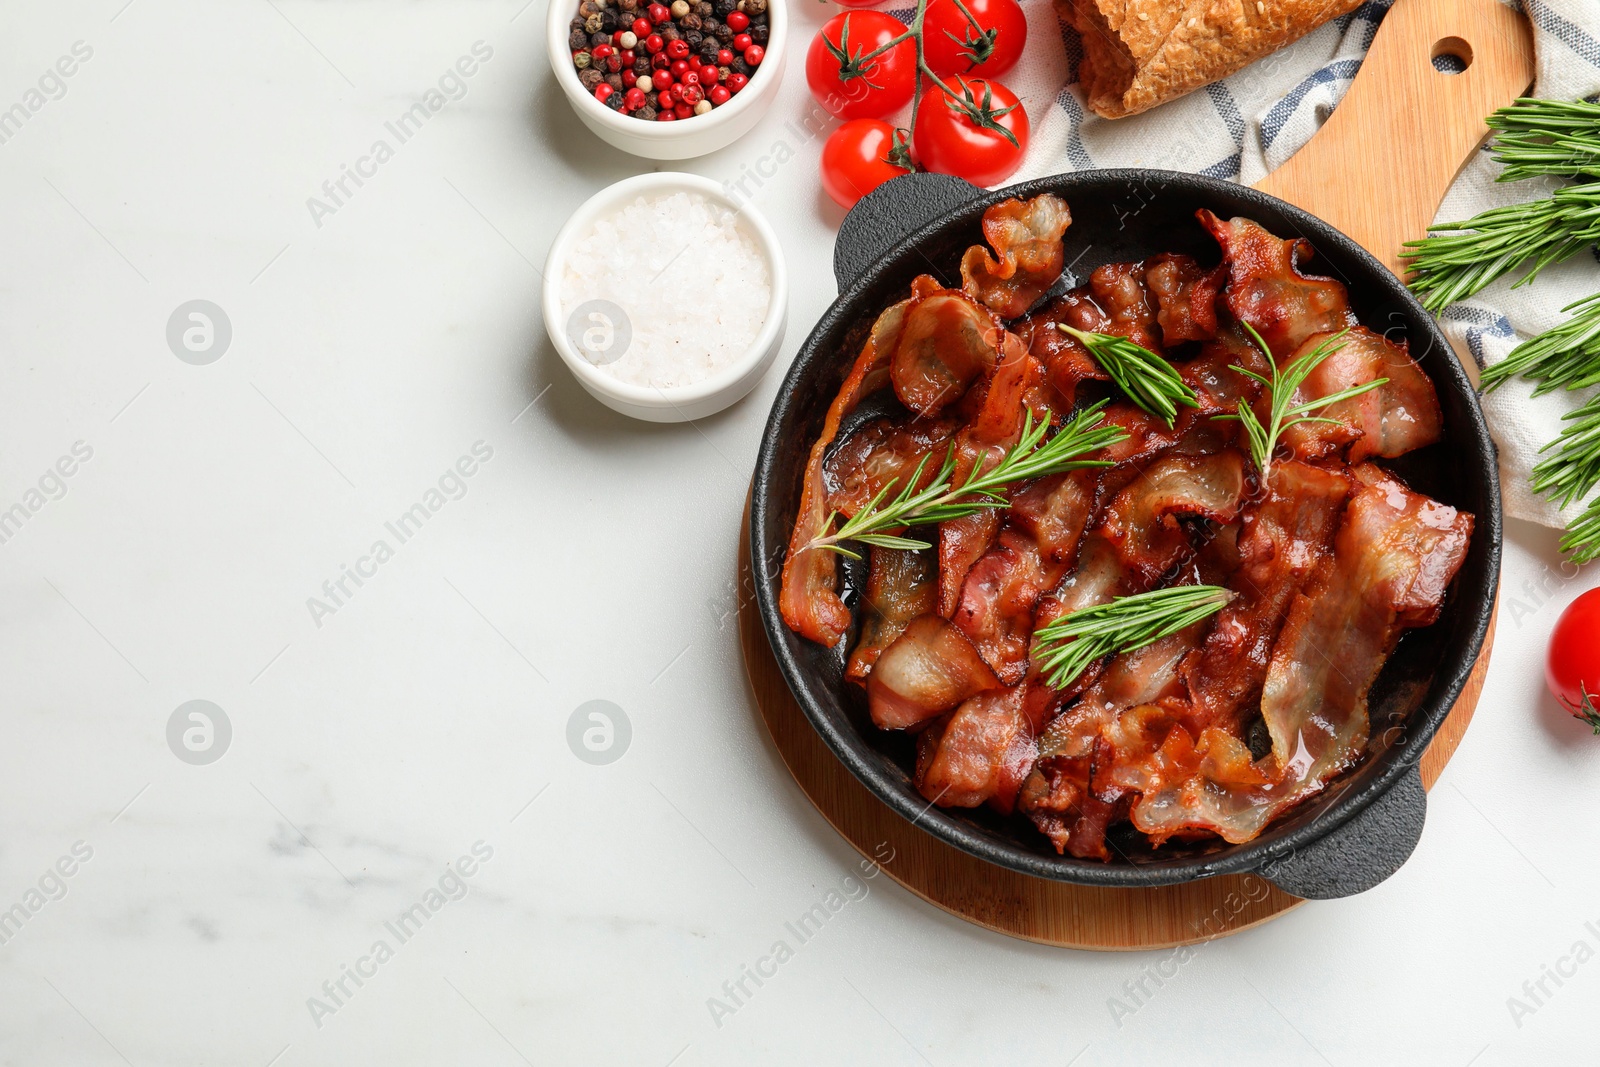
[542,172,788,423]
[547,0,786,159]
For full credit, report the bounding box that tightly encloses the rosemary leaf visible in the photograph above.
[1488,97,1600,182]
[803,403,1128,555]
[1481,292,1600,395]
[1532,392,1600,508]
[1561,495,1600,564]
[1035,585,1233,691]
[1055,324,1198,426]
[1213,326,1385,479]
[1401,183,1600,314]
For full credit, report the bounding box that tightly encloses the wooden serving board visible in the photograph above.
[740,0,1531,950]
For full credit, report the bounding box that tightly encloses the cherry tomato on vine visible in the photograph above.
[912,75,1028,187]
[806,11,917,120]
[923,0,1027,77]
[1548,587,1600,732]
[820,119,913,209]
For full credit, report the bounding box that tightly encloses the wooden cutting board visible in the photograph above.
[739,0,1531,949]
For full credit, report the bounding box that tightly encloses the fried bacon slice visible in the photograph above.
[1088,261,1163,352]
[960,195,1072,320]
[823,415,958,519]
[1145,253,1224,346]
[891,277,1002,417]
[1099,451,1249,585]
[1199,210,1354,358]
[1180,461,1353,734]
[1008,468,1099,570]
[952,528,1051,684]
[779,300,904,646]
[867,615,1002,730]
[914,687,1034,812]
[845,547,938,683]
[1129,466,1473,845]
[1278,326,1444,463]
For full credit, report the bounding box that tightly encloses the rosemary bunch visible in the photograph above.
[1481,292,1600,395]
[1214,326,1385,479]
[804,403,1127,557]
[1055,325,1198,426]
[1400,182,1600,313]
[1532,393,1600,508]
[1488,97,1600,182]
[1034,586,1233,691]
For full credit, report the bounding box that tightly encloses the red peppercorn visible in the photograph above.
[648,3,670,22]
[666,38,690,59]
[727,71,748,92]
[632,17,652,36]
[726,10,749,31]
[716,48,734,66]
[644,33,664,54]
[743,44,764,66]
[732,33,752,51]
[592,43,613,60]
[657,89,674,109]
[624,87,648,110]
[658,110,676,121]
[698,64,719,84]
[680,82,704,105]
[682,70,700,86]
[674,103,692,119]
[668,83,684,103]
[651,51,670,69]
[652,69,673,90]
[619,50,636,66]
[709,84,731,105]
[670,58,691,77]
[594,82,614,102]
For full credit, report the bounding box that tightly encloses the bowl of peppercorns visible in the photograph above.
[547,0,784,159]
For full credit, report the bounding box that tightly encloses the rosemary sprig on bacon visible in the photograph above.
[1055,324,1198,426]
[1035,585,1234,691]
[803,402,1127,558]
[1214,325,1386,480]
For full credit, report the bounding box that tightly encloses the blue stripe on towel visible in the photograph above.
[1200,152,1242,179]
[1260,57,1365,148]
[1204,82,1246,145]
[1442,305,1515,369]
[1525,0,1600,69]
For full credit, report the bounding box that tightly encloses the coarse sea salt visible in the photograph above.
[560,191,770,389]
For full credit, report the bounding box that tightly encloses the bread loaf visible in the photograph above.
[1063,0,1364,119]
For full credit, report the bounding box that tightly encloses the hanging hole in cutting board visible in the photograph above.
[1431,36,1473,75]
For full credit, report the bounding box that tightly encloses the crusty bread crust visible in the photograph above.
[1063,0,1364,119]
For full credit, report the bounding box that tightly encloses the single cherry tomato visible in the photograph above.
[924,0,1026,75]
[820,118,912,209]
[806,12,916,120]
[912,75,1028,186]
[1549,588,1600,732]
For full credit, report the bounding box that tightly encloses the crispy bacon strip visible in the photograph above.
[867,615,1002,730]
[891,277,1001,417]
[823,415,958,519]
[779,300,904,646]
[1199,210,1354,358]
[1100,451,1248,585]
[1279,326,1443,463]
[1130,466,1473,845]
[960,195,1072,319]
[1088,261,1163,352]
[952,528,1051,684]
[1145,252,1224,346]
[1181,461,1353,734]
[915,687,1033,812]
[845,547,938,683]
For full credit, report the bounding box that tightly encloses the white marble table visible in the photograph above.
[0,1,1596,1063]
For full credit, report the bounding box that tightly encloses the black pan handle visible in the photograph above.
[834,173,983,290]
[1255,765,1427,900]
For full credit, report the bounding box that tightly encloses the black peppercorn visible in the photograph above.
[570,15,587,30]
[605,72,625,90]
[681,12,702,30]
[743,0,766,13]
[604,91,626,111]
[579,68,604,90]
[714,22,734,42]
[635,104,657,121]
[684,28,703,47]
[748,11,766,24]
[589,30,609,47]
[569,29,590,51]
[633,55,652,74]
[730,55,751,76]
[598,9,619,32]
[619,0,639,9]
[714,0,736,16]
[659,22,681,40]
[579,0,600,14]
[703,16,720,32]
[749,23,768,44]
[697,36,720,58]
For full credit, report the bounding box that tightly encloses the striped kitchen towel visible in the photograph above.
[1005,0,1600,533]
